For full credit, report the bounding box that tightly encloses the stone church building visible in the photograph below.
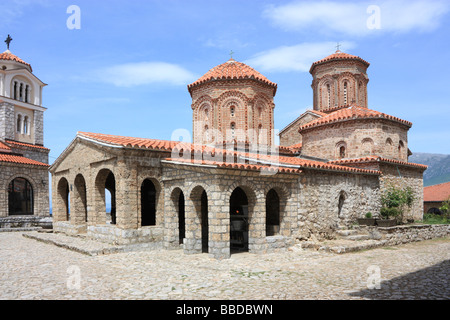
[49,50,427,259]
[0,40,50,221]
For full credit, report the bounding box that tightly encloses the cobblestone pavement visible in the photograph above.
[0,232,448,300]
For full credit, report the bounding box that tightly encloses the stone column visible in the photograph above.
[115,163,139,230]
[183,195,202,254]
[208,190,230,260]
[248,192,266,254]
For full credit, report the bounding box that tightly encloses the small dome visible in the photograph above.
[0,50,32,72]
[188,58,277,94]
[310,50,369,74]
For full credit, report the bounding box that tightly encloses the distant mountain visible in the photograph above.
[409,152,450,187]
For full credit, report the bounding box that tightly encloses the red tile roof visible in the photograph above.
[424,181,450,202]
[5,139,50,151]
[287,143,302,153]
[188,59,277,94]
[0,50,32,71]
[310,50,370,73]
[298,105,412,132]
[0,153,48,167]
[78,132,178,151]
[78,132,380,175]
[0,140,11,152]
[163,157,302,174]
[328,156,428,170]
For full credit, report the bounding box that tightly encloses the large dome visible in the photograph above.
[188,58,277,94]
[310,50,369,74]
[0,50,32,71]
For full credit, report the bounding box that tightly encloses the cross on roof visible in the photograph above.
[229,50,235,60]
[336,42,342,52]
[5,34,12,50]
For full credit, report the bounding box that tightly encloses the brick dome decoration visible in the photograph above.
[188,58,277,95]
[0,50,32,71]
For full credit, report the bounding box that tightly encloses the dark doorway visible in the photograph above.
[201,190,208,253]
[105,172,116,225]
[266,189,280,236]
[230,187,249,252]
[141,179,156,226]
[8,178,33,216]
[178,191,186,244]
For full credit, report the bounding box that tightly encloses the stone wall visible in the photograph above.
[379,224,450,246]
[0,162,49,217]
[279,112,321,147]
[297,169,380,241]
[0,102,14,140]
[379,163,425,221]
[301,119,410,162]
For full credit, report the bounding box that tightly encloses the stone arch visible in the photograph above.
[55,177,70,222]
[336,141,347,159]
[227,182,259,253]
[72,174,88,224]
[318,76,335,109]
[361,138,374,155]
[8,177,34,216]
[385,138,394,157]
[264,184,291,237]
[140,178,159,227]
[337,190,348,218]
[189,185,209,253]
[338,73,356,105]
[170,187,186,246]
[94,168,116,225]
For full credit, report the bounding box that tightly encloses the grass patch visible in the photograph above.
[421,214,450,225]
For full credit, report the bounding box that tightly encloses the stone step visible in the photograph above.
[336,229,359,237]
[346,234,370,241]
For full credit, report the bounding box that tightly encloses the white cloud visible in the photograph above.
[263,0,449,36]
[245,41,356,73]
[96,62,198,87]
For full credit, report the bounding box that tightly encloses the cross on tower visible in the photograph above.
[335,42,342,52]
[5,34,12,50]
[229,50,235,60]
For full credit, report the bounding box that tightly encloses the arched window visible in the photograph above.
[16,115,22,133]
[340,146,346,159]
[231,123,236,138]
[327,84,331,108]
[23,116,29,135]
[343,82,348,105]
[204,125,209,142]
[338,191,347,217]
[8,178,34,216]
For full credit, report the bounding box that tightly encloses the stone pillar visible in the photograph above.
[115,164,139,230]
[184,196,202,254]
[248,193,266,254]
[208,191,230,260]
[164,188,182,250]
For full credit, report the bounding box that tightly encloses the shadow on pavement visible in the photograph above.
[349,260,449,300]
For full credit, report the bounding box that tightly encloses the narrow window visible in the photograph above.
[327,84,331,108]
[13,81,17,100]
[340,146,346,159]
[231,123,236,138]
[25,85,29,103]
[19,83,24,102]
[17,115,22,133]
[204,125,209,142]
[23,116,28,135]
[230,106,235,117]
[344,82,348,105]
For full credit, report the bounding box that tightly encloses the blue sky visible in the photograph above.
[1,0,450,162]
